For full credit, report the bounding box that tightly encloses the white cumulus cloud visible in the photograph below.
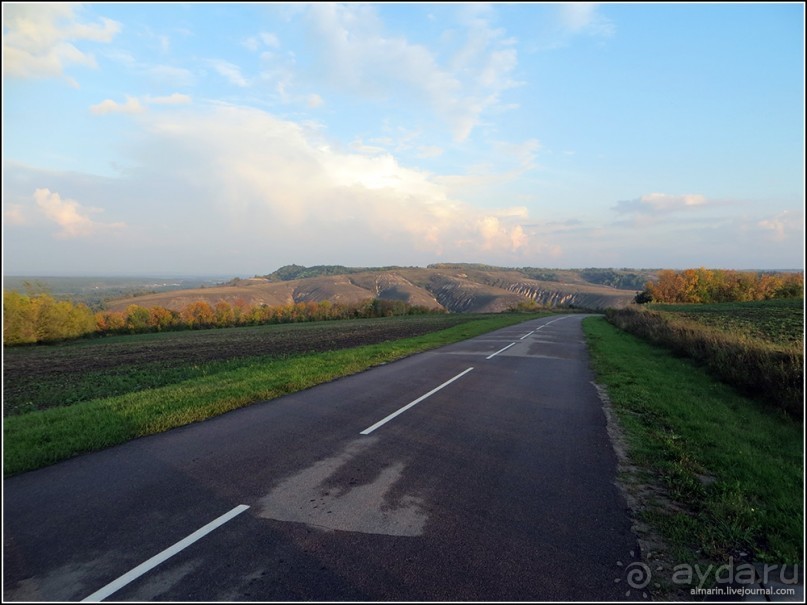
[2,3,120,81]
[124,104,537,261]
[33,188,126,238]
[90,96,146,115]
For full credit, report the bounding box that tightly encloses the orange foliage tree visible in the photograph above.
[149,306,178,331]
[96,310,127,334]
[640,268,804,304]
[181,301,215,329]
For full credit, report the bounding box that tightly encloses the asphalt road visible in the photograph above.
[3,314,646,602]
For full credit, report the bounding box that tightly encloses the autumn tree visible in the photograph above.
[181,301,215,329]
[125,305,151,333]
[96,310,127,334]
[3,291,38,344]
[3,292,95,344]
[149,306,178,331]
[642,268,804,304]
[214,301,235,328]
[231,298,251,325]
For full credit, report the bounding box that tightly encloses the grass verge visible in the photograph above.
[605,305,803,419]
[4,314,535,476]
[582,316,803,590]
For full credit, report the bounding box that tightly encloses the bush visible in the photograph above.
[645,269,804,304]
[30,297,447,344]
[3,292,96,345]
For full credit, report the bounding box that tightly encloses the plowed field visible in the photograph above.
[3,315,474,416]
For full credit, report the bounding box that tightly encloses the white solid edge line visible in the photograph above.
[486,342,516,360]
[360,367,475,435]
[82,504,250,602]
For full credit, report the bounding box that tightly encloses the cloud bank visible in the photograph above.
[122,104,533,261]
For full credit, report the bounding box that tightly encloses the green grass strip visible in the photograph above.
[582,316,803,566]
[605,306,803,418]
[4,314,536,476]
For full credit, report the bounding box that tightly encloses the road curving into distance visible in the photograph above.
[3,314,646,602]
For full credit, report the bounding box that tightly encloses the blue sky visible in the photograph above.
[2,2,804,276]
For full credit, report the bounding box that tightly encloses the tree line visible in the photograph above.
[3,293,443,346]
[635,268,803,304]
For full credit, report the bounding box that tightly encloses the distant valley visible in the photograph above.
[2,275,230,310]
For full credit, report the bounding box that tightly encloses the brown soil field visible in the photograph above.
[2,316,474,410]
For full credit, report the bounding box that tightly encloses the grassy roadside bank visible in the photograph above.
[582,317,803,592]
[605,302,803,419]
[4,313,537,476]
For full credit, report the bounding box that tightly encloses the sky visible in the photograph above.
[2,2,805,277]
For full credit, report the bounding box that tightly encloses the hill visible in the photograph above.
[105,264,654,313]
